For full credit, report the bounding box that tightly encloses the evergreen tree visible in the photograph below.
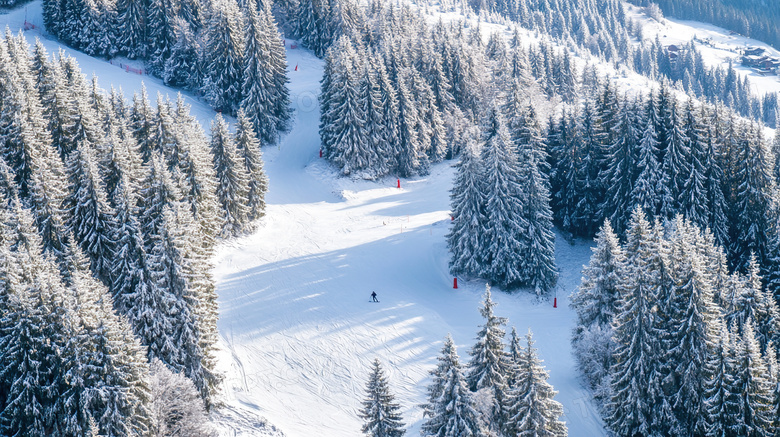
[447,133,485,279]
[146,0,180,75]
[116,0,146,59]
[359,359,406,437]
[467,284,508,392]
[202,0,245,115]
[599,97,639,235]
[210,114,250,238]
[480,106,527,290]
[234,110,268,223]
[420,335,484,437]
[605,208,662,436]
[503,330,567,437]
[730,320,775,436]
[65,143,117,285]
[571,220,623,393]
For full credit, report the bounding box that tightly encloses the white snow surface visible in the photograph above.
[4,1,778,436]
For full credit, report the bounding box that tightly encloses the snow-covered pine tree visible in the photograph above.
[703,322,736,437]
[628,100,663,217]
[699,104,730,250]
[240,4,283,145]
[502,329,567,437]
[514,104,557,294]
[321,37,372,176]
[210,114,250,238]
[163,18,202,90]
[662,217,722,435]
[65,142,118,285]
[479,105,527,290]
[137,153,182,253]
[467,284,510,433]
[733,256,780,353]
[729,320,775,435]
[678,98,708,229]
[605,208,662,436]
[728,122,775,273]
[571,220,623,393]
[359,358,406,437]
[149,359,214,437]
[447,131,485,279]
[420,335,484,437]
[60,250,152,436]
[234,109,268,223]
[146,0,179,75]
[659,99,689,219]
[358,54,393,178]
[202,0,245,115]
[172,95,222,247]
[393,68,428,178]
[116,0,146,59]
[599,96,639,235]
[130,86,157,164]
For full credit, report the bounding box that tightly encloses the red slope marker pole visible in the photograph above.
[397,179,401,188]
[453,277,458,289]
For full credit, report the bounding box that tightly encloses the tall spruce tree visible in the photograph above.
[359,359,406,437]
[210,114,250,238]
[502,330,567,437]
[480,106,527,290]
[420,335,484,437]
[202,0,245,115]
[234,110,268,223]
[447,132,485,279]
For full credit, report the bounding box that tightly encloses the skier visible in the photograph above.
[371,291,378,302]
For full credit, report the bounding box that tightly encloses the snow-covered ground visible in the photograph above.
[3,1,778,436]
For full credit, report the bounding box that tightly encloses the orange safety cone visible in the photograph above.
[453,277,458,289]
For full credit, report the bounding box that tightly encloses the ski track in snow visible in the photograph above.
[7,1,775,436]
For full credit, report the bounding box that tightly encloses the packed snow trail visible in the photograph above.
[212,40,606,436]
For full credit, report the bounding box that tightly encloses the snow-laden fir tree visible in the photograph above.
[571,220,623,395]
[678,99,708,229]
[202,0,245,115]
[149,359,214,437]
[502,329,567,437]
[599,96,638,235]
[467,284,509,431]
[570,99,604,238]
[359,358,406,437]
[234,109,268,223]
[210,114,250,238]
[65,142,117,285]
[146,0,180,75]
[605,208,663,436]
[163,18,202,90]
[115,0,146,59]
[447,131,485,280]
[661,217,722,435]
[240,2,291,145]
[629,103,663,217]
[703,322,736,437]
[659,99,689,219]
[729,320,775,436]
[420,335,484,437]
[479,105,528,290]
[513,104,557,294]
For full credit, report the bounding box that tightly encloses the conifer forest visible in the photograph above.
[0,0,779,434]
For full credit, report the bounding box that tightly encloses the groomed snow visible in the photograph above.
[210,37,606,436]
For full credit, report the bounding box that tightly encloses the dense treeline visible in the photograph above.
[572,212,780,435]
[41,0,291,144]
[0,30,268,434]
[550,81,780,287]
[630,0,780,51]
[359,287,568,436]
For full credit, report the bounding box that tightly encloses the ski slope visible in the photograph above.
[210,31,606,437]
